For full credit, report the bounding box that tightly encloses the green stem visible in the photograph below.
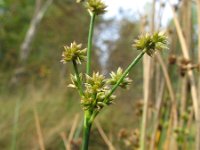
[82,112,92,150]
[86,12,96,75]
[105,49,146,101]
[80,12,96,150]
[73,60,84,95]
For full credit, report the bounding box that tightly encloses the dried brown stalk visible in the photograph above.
[95,121,116,150]
[164,109,176,150]
[67,114,80,150]
[196,0,200,101]
[156,53,178,122]
[156,53,178,149]
[60,132,68,150]
[179,0,192,127]
[140,1,156,149]
[150,79,165,150]
[33,107,46,150]
[169,1,200,149]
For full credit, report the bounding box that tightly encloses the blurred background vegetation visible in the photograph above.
[0,0,200,149]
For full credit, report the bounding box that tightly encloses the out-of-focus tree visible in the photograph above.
[0,0,101,86]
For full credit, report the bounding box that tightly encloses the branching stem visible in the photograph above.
[90,49,147,121]
[105,49,147,101]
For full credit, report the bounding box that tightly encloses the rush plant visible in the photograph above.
[61,0,168,149]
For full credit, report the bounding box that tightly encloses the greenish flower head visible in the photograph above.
[85,0,107,15]
[133,32,168,56]
[81,87,116,111]
[107,67,132,89]
[81,72,116,111]
[85,72,106,93]
[61,42,87,64]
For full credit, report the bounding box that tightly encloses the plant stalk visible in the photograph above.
[82,112,92,150]
[81,12,96,150]
[86,12,96,75]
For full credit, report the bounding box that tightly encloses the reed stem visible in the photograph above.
[86,12,96,75]
[82,112,92,150]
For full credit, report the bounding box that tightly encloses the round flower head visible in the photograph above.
[61,42,87,64]
[85,0,107,15]
[85,72,106,93]
[133,32,168,56]
[80,72,116,111]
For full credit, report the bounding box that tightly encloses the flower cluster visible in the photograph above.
[67,70,132,111]
[81,72,115,110]
[61,42,87,64]
[133,32,168,56]
[85,0,107,15]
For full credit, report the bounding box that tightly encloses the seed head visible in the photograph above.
[107,67,132,89]
[133,32,168,56]
[61,42,87,64]
[85,0,107,15]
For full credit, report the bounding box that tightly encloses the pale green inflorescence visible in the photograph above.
[85,0,107,15]
[59,42,133,111]
[77,70,131,110]
[81,72,116,110]
[85,72,106,94]
[61,32,167,112]
[61,42,87,64]
[133,32,168,56]
[61,1,169,148]
[66,70,132,111]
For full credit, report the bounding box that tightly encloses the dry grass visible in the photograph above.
[0,81,142,149]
